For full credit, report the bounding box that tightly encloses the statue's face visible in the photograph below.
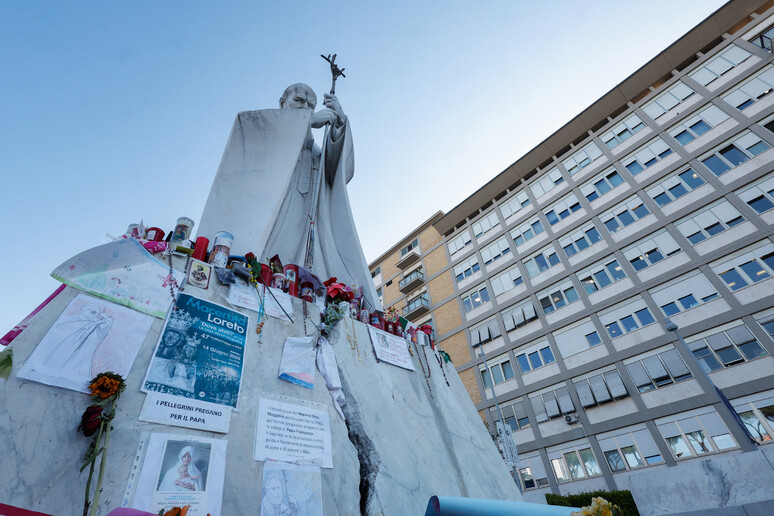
[281,85,315,110]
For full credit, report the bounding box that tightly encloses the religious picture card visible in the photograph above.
[142,294,247,410]
[130,432,226,516]
[17,293,153,393]
[261,462,322,516]
[367,326,416,371]
[187,260,212,290]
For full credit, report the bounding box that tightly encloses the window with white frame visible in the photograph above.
[624,346,693,392]
[562,142,604,176]
[736,170,774,214]
[601,114,646,149]
[712,240,774,292]
[668,104,730,145]
[686,321,769,373]
[469,317,502,347]
[529,167,565,199]
[600,195,651,234]
[758,311,774,340]
[400,238,418,257]
[453,255,481,283]
[370,266,380,278]
[511,217,545,248]
[490,264,524,296]
[723,65,774,111]
[461,284,491,313]
[735,394,774,443]
[600,297,657,339]
[621,138,673,176]
[523,245,561,278]
[480,236,511,266]
[647,167,706,207]
[553,318,604,357]
[515,340,556,374]
[494,400,532,433]
[577,256,627,295]
[480,355,516,388]
[622,229,681,272]
[689,44,753,87]
[642,81,696,121]
[650,271,719,317]
[657,409,737,460]
[559,223,603,258]
[549,445,601,483]
[574,368,628,408]
[538,279,579,315]
[700,131,771,177]
[544,193,582,226]
[598,426,664,471]
[580,168,626,203]
[514,452,549,490]
[499,189,531,220]
[675,199,746,245]
[501,300,538,331]
[750,24,774,52]
[472,211,500,239]
[531,385,575,422]
[447,230,472,259]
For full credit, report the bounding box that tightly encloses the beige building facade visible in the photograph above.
[370,1,774,513]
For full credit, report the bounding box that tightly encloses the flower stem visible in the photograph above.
[83,419,105,516]
[88,403,113,516]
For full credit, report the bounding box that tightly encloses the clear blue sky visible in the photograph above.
[0,1,726,335]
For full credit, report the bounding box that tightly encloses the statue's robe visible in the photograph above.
[197,108,380,310]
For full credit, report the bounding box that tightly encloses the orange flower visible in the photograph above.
[89,376,121,399]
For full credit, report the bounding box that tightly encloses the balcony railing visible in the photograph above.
[399,270,425,293]
[403,295,430,319]
[396,247,421,269]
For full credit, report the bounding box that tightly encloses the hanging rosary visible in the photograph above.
[344,316,361,362]
[412,339,433,397]
[434,350,450,387]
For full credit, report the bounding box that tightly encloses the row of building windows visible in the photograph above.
[478,314,772,398]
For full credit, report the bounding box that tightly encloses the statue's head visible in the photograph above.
[279,83,317,110]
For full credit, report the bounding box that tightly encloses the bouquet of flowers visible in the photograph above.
[323,277,355,303]
[384,306,400,323]
[79,372,127,516]
[571,497,622,516]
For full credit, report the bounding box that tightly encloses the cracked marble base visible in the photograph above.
[1,266,519,515]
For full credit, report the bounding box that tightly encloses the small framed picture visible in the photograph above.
[188,260,212,289]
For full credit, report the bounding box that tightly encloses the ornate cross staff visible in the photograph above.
[321,53,346,94]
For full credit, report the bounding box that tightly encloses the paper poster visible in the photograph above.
[367,326,416,371]
[259,284,294,322]
[17,293,153,393]
[227,281,261,313]
[51,238,183,318]
[254,396,332,468]
[140,393,232,434]
[142,294,247,410]
[261,462,322,516]
[131,433,227,516]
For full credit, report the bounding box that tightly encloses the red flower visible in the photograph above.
[323,277,338,287]
[245,252,256,263]
[80,405,104,437]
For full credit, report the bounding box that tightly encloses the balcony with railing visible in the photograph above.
[396,240,421,269]
[399,269,425,293]
[403,295,430,319]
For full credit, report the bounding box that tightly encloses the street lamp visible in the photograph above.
[664,317,757,447]
[474,342,522,494]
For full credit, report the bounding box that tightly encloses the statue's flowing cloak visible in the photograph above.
[197,108,380,310]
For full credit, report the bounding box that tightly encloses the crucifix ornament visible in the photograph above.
[321,53,346,94]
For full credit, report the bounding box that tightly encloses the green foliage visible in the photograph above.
[546,490,640,516]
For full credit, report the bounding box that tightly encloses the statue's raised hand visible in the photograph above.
[323,94,344,125]
[311,108,337,128]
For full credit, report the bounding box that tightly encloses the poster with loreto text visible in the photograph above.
[142,294,248,410]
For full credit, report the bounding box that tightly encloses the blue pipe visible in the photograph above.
[425,495,579,516]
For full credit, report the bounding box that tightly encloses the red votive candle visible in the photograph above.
[192,237,209,261]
